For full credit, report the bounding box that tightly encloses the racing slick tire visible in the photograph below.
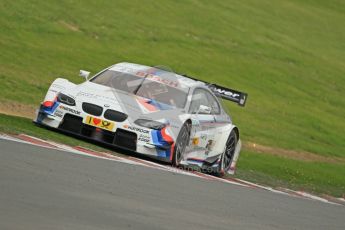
[217,129,238,177]
[172,122,191,167]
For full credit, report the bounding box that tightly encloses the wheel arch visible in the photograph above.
[212,124,238,154]
[216,125,241,176]
[185,118,192,126]
[233,126,239,141]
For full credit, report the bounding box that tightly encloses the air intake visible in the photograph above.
[114,129,137,151]
[82,103,103,116]
[104,109,128,122]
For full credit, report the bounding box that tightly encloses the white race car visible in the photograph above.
[35,62,248,175]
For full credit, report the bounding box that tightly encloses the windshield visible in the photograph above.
[90,68,189,109]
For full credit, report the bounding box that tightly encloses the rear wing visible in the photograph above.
[208,84,248,107]
[181,74,248,107]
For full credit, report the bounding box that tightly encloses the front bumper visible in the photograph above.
[35,105,174,159]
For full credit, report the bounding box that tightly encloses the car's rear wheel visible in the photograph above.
[172,122,191,166]
[217,130,238,176]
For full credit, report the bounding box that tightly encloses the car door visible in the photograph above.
[188,88,218,154]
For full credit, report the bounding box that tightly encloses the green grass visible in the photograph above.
[1,0,345,157]
[1,113,343,197]
[236,151,345,197]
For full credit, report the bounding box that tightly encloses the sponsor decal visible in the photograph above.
[206,140,214,150]
[200,134,207,140]
[84,116,115,131]
[59,105,81,115]
[138,134,150,143]
[136,71,179,88]
[76,92,114,101]
[205,140,214,155]
[123,124,150,134]
[54,110,63,118]
[192,137,199,145]
[208,84,247,106]
[212,88,240,99]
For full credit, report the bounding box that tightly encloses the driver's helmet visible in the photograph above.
[140,80,168,98]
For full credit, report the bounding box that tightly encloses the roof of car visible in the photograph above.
[109,62,206,88]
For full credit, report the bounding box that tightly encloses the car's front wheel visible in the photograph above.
[217,129,238,176]
[172,122,191,167]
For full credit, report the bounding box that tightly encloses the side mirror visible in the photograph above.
[198,105,212,114]
[79,70,90,81]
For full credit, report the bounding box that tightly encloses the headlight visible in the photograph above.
[134,119,166,130]
[57,93,76,106]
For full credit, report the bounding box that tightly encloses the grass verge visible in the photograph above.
[236,151,345,197]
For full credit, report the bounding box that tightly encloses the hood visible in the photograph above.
[62,81,185,122]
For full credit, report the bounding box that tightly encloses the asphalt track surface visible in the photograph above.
[1,139,344,230]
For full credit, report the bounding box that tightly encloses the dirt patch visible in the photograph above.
[0,101,36,119]
[243,142,345,164]
[59,20,80,32]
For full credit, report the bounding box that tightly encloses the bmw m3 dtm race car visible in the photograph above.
[35,62,247,175]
